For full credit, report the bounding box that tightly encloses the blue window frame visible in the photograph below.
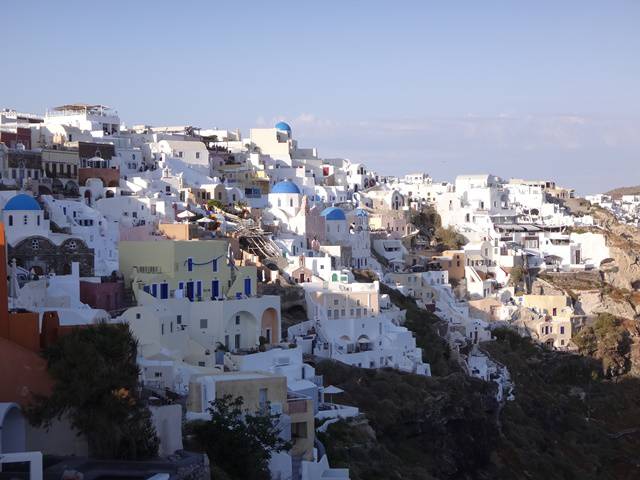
[212,258,218,272]
[244,278,251,296]
[187,258,193,272]
[211,280,219,299]
[160,283,169,299]
[186,281,194,301]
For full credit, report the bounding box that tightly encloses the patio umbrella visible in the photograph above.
[324,385,344,404]
[177,210,196,220]
[197,217,214,223]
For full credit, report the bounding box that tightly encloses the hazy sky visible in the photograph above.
[2,1,639,194]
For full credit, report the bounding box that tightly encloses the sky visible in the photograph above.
[2,1,639,194]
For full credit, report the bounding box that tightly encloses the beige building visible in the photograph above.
[186,371,315,460]
[432,250,465,282]
[519,294,574,349]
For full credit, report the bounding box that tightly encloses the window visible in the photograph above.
[136,313,141,319]
[195,152,200,159]
[560,326,565,334]
[8,215,12,226]
[200,318,208,329]
[235,315,240,325]
[31,239,40,250]
[259,388,268,411]
[37,215,40,226]
[235,334,241,350]
[161,323,164,335]
[334,299,339,306]
[187,258,193,272]
[23,215,28,225]
[67,240,77,250]
[291,422,308,439]
[327,310,332,318]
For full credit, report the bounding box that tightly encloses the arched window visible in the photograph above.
[8,215,13,226]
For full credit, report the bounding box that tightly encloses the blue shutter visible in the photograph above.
[186,281,194,301]
[151,284,158,297]
[211,280,219,299]
[187,258,193,272]
[212,258,218,272]
[160,283,169,299]
[244,278,251,296]
[196,281,202,300]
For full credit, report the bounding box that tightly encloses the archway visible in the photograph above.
[64,181,79,197]
[0,403,26,453]
[52,178,63,194]
[261,307,279,344]
[226,311,259,351]
[38,185,52,195]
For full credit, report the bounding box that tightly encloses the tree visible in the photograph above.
[207,199,224,211]
[435,226,467,251]
[186,395,291,480]
[27,322,159,460]
[509,266,525,288]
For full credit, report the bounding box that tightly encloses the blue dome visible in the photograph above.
[272,180,301,195]
[4,194,41,211]
[321,207,346,221]
[275,121,291,133]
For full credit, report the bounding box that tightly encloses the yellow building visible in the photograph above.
[119,239,257,302]
[520,294,573,349]
[187,371,315,460]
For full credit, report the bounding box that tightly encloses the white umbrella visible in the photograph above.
[324,385,344,395]
[324,385,344,404]
[177,210,196,219]
[197,217,214,223]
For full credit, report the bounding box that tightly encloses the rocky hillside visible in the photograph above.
[605,185,640,200]
[318,328,640,480]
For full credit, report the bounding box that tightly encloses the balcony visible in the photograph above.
[287,392,309,414]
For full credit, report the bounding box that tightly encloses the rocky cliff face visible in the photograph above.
[592,208,640,291]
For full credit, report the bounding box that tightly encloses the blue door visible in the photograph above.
[186,281,194,301]
[211,280,219,299]
[196,281,202,301]
[244,278,251,296]
[160,283,169,299]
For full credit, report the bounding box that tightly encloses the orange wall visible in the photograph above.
[0,337,52,407]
